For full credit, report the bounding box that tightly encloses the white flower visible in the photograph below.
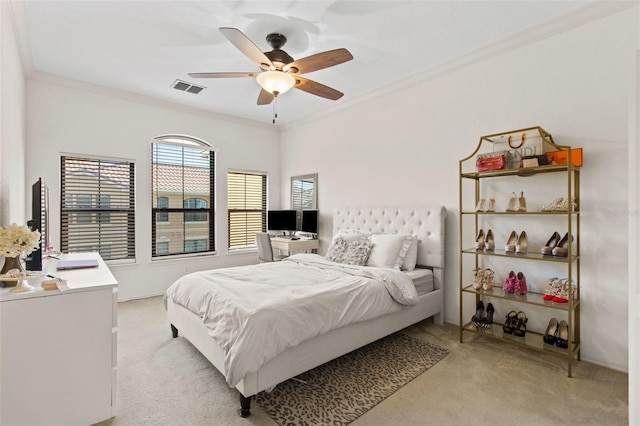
[0,223,41,258]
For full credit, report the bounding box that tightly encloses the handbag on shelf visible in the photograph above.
[520,154,549,168]
[476,150,511,172]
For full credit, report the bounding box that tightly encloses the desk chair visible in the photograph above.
[255,232,286,262]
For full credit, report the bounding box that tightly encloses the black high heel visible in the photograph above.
[556,320,569,349]
[472,300,485,326]
[503,310,518,334]
[543,318,559,345]
[513,311,528,337]
[482,303,494,328]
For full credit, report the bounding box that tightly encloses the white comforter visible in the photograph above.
[164,253,418,387]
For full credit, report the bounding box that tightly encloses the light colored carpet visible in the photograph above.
[97,297,628,426]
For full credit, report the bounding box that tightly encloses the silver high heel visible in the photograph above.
[475,199,486,212]
[542,197,564,212]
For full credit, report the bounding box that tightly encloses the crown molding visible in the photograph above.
[6,0,34,76]
[28,71,278,132]
[282,0,638,131]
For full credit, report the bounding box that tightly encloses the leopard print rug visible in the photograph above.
[254,333,449,425]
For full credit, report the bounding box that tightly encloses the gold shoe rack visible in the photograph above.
[458,126,581,377]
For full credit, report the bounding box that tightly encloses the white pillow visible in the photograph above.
[401,235,418,271]
[366,234,413,270]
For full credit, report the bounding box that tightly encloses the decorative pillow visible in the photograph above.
[401,235,418,271]
[366,234,414,270]
[342,239,373,266]
[326,230,369,259]
[326,236,373,266]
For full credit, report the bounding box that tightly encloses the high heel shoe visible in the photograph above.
[541,231,561,255]
[542,197,564,212]
[515,231,528,254]
[503,310,518,334]
[485,198,496,212]
[472,268,483,290]
[552,279,576,303]
[505,230,517,253]
[513,311,528,337]
[554,197,577,212]
[514,271,527,295]
[556,320,569,349]
[475,229,485,250]
[475,199,486,212]
[472,300,485,326]
[484,229,495,251]
[482,268,494,291]
[505,192,518,212]
[503,270,516,293]
[543,277,561,301]
[517,191,527,212]
[543,318,559,345]
[552,232,572,257]
[482,303,494,328]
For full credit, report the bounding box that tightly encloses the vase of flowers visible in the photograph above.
[0,223,41,291]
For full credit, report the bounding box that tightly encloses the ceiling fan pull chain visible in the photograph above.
[272,96,278,124]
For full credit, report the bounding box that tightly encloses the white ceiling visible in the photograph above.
[18,0,589,125]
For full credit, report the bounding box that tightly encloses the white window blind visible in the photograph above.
[228,171,267,249]
[60,155,135,261]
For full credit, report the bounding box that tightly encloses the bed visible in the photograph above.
[165,206,446,417]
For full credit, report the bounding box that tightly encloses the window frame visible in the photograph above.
[227,170,267,250]
[151,135,216,258]
[60,154,136,262]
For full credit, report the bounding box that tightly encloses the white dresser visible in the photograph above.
[0,252,118,426]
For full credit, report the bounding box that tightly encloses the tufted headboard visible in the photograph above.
[332,206,446,269]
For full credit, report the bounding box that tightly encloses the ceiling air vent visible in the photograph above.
[171,79,205,94]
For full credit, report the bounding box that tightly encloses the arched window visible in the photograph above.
[151,135,215,257]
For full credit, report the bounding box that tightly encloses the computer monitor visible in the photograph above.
[300,210,318,234]
[267,210,298,234]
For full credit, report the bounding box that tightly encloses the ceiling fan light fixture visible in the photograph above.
[256,71,295,96]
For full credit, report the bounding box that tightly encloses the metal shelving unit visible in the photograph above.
[458,126,581,377]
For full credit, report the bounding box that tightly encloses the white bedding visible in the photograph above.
[164,253,418,387]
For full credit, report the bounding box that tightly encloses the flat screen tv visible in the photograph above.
[300,209,318,234]
[267,210,298,234]
[26,178,49,271]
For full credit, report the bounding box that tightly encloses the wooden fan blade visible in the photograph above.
[257,89,275,105]
[283,48,353,74]
[294,77,344,100]
[219,27,273,70]
[188,72,258,78]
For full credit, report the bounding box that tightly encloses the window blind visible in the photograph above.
[60,156,135,261]
[151,138,215,257]
[228,171,267,249]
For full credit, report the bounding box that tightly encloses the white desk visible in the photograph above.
[271,237,319,255]
[0,252,118,426]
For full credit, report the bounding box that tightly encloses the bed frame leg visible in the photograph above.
[238,394,252,418]
[170,324,178,338]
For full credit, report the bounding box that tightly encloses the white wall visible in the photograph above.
[0,1,27,225]
[280,7,638,373]
[25,76,281,301]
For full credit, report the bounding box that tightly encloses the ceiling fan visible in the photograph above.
[189,27,353,106]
